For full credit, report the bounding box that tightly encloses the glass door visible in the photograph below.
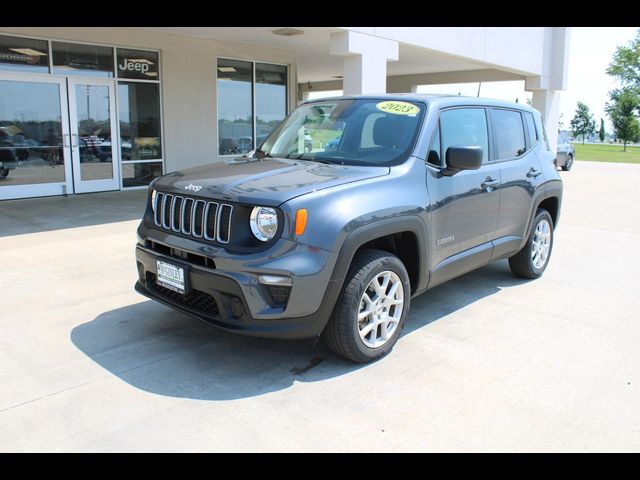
[67,78,119,193]
[0,73,72,200]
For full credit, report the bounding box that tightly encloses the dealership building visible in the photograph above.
[0,27,569,201]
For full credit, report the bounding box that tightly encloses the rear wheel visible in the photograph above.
[562,154,573,171]
[509,209,554,279]
[324,249,410,363]
[0,169,8,179]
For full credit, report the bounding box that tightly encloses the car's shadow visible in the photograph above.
[71,260,530,401]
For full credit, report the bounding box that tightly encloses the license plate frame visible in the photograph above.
[156,259,189,295]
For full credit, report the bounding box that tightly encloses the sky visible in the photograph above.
[558,27,638,131]
[309,28,640,133]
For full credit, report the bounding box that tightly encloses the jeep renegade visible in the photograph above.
[134,95,562,363]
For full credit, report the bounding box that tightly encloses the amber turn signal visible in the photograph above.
[295,209,308,236]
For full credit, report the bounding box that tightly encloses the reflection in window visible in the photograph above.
[74,84,114,181]
[0,35,49,73]
[262,99,423,166]
[52,42,114,78]
[0,80,65,186]
[122,161,163,187]
[217,59,253,155]
[118,83,162,160]
[255,63,287,147]
[493,109,526,159]
[440,108,489,163]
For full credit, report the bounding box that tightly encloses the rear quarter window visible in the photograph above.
[493,109,526,159]
[524,112,538,145]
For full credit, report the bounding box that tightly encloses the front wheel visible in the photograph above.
[509,209,554,279]
[562,154,573,171]
[0,169,8,179]
[324,249,411,363]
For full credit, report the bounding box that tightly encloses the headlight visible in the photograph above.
[250,206,278,241]
[151,189,157,213]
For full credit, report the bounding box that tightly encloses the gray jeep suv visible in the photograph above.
[135,94,562,363]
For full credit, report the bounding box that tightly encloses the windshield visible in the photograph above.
[258,99,425,166]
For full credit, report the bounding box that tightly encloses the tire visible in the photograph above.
[0,169,8,179]
[324,249,411,363]
[509,209,554,279]
[561,154,573,171]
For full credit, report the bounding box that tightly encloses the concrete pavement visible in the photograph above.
[1,162,639,452]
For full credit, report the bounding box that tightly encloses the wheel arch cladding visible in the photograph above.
[537,196,559,228]
[331,216,428,295]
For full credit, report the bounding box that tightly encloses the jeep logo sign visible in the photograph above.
[185,183,202,193]
[118,58,150,75]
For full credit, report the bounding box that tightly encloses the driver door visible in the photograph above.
[426,107,500,272]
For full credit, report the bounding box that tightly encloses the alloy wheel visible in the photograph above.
[531,219,551,269]
[357,271,404,348]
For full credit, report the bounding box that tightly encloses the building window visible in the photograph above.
[122,161,163,187]
[116,50,163,188]
[217,58,288,156]
[0,79,65,186]
[118,82,162,161]
[116,48,159,80]
[255,63,287,147]
[217,59,253,155]
[0,35,49,73]
[52,42,114,78]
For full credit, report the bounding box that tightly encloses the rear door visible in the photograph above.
[491,108,545,247]
[426,107,501,268]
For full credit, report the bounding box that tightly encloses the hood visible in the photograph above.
[153,157,389,206]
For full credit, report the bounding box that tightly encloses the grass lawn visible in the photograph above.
[573,143,640,164]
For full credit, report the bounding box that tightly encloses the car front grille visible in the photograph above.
[147,272,220,317]
[153,192,233,244]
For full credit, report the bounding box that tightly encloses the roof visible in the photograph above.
[303,93,537,113]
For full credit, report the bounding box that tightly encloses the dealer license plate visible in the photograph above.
[156,260,185,294]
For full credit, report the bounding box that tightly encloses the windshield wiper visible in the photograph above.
[285,153,333,163]
[287,153,312,160]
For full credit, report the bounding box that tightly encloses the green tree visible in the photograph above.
[607,29,640,94]
[605,88,640,151]
[599,118,605,142]
[570,102,596,144]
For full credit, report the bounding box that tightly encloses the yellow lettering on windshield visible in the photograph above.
[376,101,420,116]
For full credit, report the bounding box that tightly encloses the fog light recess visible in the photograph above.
[258,274,292,308]
[230,297,244,318]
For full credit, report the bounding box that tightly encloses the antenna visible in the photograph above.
[477,82,481,97]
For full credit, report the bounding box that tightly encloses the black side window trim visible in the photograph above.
[522,111,539,151]
[427,121,443,167]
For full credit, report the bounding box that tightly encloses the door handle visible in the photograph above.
[71,134,79,148]
[63,134,70,147]
[527,168,542,178]
[481,178,500,190]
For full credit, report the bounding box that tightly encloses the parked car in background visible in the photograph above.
[0,140,18,179]
[556,134,575,171]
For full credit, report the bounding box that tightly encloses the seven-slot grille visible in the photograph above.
[153,192,233,244]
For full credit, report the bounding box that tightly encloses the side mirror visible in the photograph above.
[442,146,483,176]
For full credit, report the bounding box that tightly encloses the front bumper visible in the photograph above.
[135,244,330,339]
